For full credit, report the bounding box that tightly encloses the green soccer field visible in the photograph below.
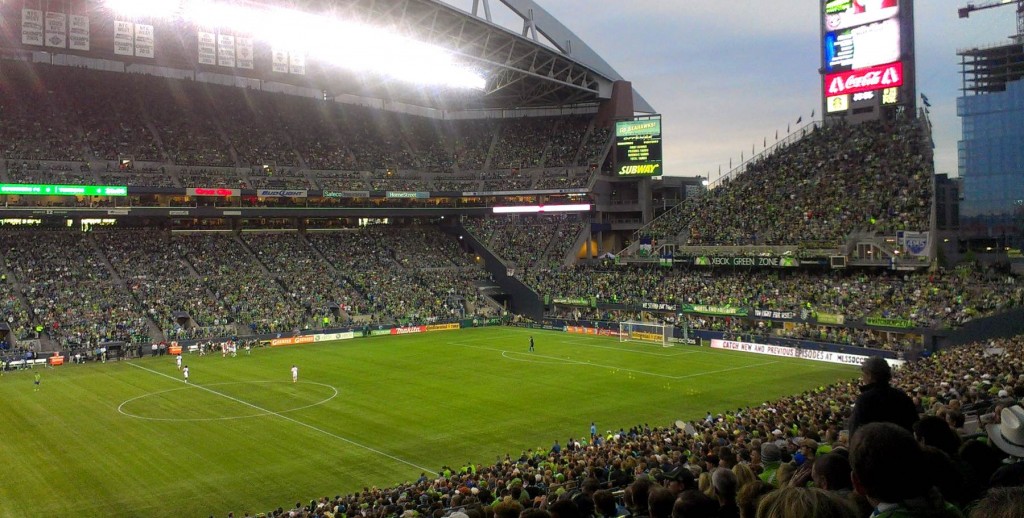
[0,327,858,517]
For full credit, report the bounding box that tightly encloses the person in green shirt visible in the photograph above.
[759,442,782,486]
[34,371,41,391]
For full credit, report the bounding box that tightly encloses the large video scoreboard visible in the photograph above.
[615,117,663,177]
[820,0,915,121]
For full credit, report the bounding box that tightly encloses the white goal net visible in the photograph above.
[619,321,673,347]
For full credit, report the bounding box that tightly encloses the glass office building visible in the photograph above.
[957,41,1024,242]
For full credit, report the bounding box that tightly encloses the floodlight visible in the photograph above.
[124,0,489,90]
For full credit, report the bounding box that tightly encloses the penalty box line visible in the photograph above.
[125,361,433,473]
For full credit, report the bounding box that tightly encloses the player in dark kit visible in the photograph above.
[529,336,534,352]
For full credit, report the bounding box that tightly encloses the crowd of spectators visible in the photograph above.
[66,67,164,162]
[0,285,32,340]
[246,333,1024,518]
[533,168,592,190]
[526,264,1022,330]
[0,225,497,342]
[312,171,370,192]
[451,120,493,171]
[171,233,313,335]
[98,166,178,188]
[464,215,586,272]
[0,63,84,161]
[4,161,95,186]
[646,117,932,246]
[210,87,300,168]
[95,229,236,340]
[242,232,368,323]
[546,305,922,352]
[248,169,313,190]
[0,230,149,348]
[178,167,250,189]
[145,78,235,167]
[1,64,606,194]
[308,226,489,324]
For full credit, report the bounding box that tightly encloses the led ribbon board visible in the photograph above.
[0,184,128,196]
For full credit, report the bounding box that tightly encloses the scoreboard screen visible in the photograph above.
[615,118,663,177]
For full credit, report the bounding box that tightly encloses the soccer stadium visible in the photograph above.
[1,0,1024,517]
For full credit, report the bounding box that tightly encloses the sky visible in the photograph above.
[445,0,1019,181]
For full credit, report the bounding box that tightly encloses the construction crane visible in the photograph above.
[958,0,1024,40]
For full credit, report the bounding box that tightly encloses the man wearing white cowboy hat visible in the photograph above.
[987,404,1024,459]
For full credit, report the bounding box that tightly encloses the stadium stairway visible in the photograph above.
[84,233,124,286]
[86,233,166,344]
[297,232,339,275]
[234,234,272,275]
[447,224,544,319]
[563,224,591,267]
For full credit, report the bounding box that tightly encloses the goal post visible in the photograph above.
[619,321,673,347]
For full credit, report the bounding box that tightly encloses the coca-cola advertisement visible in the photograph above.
[824,61,903,96]
[825,0,899,31]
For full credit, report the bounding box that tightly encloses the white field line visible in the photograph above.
[125,361,433,473]
[447,340,777,380]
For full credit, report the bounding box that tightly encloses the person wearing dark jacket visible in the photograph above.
[848,356,918,437]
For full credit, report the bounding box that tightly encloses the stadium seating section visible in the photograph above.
[0,63,606,192]
[645,118,933,246]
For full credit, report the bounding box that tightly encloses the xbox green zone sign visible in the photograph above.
[0,184,128,196]
[615,118,663,177]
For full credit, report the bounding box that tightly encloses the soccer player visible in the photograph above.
[291,365,299,383]
[176,354,182,370]
[183,365,190,384]
[529,336,534,352]
[34,371,41,391]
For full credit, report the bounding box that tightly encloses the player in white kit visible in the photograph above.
[291,365,298,383]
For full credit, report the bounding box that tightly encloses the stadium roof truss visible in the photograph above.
[300,0,653,111]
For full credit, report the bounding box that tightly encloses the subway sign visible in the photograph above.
[615,118,663,177]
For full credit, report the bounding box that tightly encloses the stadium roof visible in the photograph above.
[289,0,655,112]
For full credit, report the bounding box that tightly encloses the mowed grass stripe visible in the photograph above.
[0,327,858,517]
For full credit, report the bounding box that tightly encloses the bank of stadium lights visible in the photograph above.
[102,0,486,90]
